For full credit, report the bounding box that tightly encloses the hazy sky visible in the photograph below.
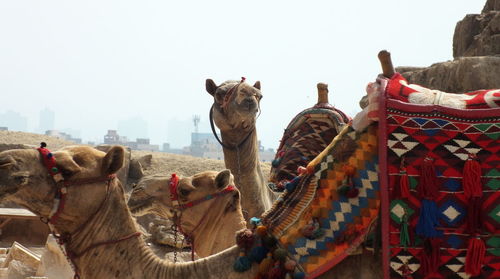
[0,1,485,149]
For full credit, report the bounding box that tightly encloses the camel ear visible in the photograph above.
[215,169,232,189]
[253,81,261,90]
[102,146,125,175]
[206,79,218,96]
[53,152,82,177]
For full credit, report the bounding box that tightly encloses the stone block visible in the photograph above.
[2,243,39,271]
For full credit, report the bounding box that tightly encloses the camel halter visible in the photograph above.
[169,173,237,261]
[37,143,141,279]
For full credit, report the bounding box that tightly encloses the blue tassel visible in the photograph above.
[272,158,281,167]
[248,246,268,263]
[416,199,442,237]
[285,176,301,192]
[250,217,261,226]
[233,255,252,272]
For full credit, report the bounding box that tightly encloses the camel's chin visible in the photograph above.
[129,202,153,217]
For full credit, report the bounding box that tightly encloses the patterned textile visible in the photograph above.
[386,73,500,109]
[262,124,380,278]
[382,98,500,279]
[268,104,349,192]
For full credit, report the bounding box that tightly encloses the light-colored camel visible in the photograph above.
[0,144,379,278]
[206,79,275,220]
[127,170,246,258]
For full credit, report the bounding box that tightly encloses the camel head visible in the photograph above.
[128,169,245,257]
[0,145,125,231]
[128,169,243,231]
[206,78,262,134]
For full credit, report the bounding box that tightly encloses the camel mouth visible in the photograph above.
[128,197,154,217]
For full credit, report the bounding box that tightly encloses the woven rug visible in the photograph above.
[262,124,380,278]
[381,98,500,279]
[268,104,349,192]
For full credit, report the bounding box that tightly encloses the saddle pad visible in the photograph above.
[269,105,349,191]
[381,98,500,279]
[263,124,380,278]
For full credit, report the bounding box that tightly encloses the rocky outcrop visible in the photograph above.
[397,56,500,92]
[397,0,500,93]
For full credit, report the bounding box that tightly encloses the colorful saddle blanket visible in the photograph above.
[268,103,349,192]
[381,76,500,278]
[262,124,380,278]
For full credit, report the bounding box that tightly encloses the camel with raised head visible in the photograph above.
[128,170,246,258]
[205,78,275,219]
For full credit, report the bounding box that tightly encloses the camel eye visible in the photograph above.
[179,188,191,197]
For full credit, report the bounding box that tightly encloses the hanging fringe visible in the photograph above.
[416,199,442,238]
[467,197,482,234]
[400,212,411,248]
[399,167,411,199]
[418,157,439,200]
[465,237,485,276]
[419,238,441,275]
[463,155,482,199]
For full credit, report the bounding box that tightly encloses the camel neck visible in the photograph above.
[221,129,272,219]
[188,200,246,257]
[65,184,256,278]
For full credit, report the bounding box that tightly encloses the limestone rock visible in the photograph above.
[453,0,500,58]
[6,260,36,279]
[36,235,73,279]
[482,0,500,13]
[1,242,40,271]
[397,56,500,93]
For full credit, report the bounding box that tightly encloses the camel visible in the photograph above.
[206,78,275,219]
[127,170,246,258]
[0,142,381,279]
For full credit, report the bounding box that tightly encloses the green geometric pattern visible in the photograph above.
[409,176,418,190]
[390,199,414,224]
[486,169,500,177]
[487,237,500,256]
[489,204,500,223]
[487,178,500,190]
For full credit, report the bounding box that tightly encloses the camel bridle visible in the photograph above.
[36,143,141,279]
[168,173,237,262]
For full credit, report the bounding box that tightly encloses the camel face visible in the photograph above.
[0,145,125,226]
[206,79,262,133]
[128,170,240,231]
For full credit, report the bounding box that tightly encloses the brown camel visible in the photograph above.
[0,143,379,278]
[128,170,246,258]
[206,78,275,219]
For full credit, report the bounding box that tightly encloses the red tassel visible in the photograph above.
[399,167,411,199]
[463,155,482,199]
[467,197,482,234]
[465,238,485,276]
[418,157,439,200]
[419,238,441,275]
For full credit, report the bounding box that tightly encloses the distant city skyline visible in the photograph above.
[0,107,231,149]
[0,1,485,150]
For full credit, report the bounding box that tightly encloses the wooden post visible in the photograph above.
[317,83,329,104]
[378,50,395,78]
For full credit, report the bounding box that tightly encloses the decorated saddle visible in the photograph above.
[379,74,500,279]
[268,83,350,192]
[232,64,498,279]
